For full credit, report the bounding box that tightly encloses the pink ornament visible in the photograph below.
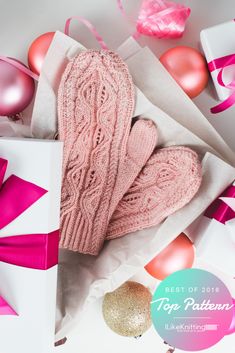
[0,58,35,116]
[28,32,55,75]
[160,46,209,98]
[136,0,191,39]
[145,233,195,280]
[227,298,235,335]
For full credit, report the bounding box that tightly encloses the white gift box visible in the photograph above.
[194,217,235,276]
[200,20,235,101]
[0,138,63,353]
[41,32,235,340]
[187,194,235,277]
[226,218,235,243]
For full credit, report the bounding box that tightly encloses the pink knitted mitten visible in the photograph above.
[58,50,158,255]
[107,146,202,239]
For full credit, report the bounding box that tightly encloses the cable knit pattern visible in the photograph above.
[58,50,158,255]
[106,146,202,239]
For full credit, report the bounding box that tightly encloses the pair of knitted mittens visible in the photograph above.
[58,50,157,255]
[58,50,202,255]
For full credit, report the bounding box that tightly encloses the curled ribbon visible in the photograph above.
[0,157,59,316]
[209,53,235,114]
[208,18,235,114]
[117,0,191,39]
[0,56,39,81]
[1,16,108,88]
[64,16,108,50]
[205,185,235,224]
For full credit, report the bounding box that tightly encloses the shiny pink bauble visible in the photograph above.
[227,298,235,335]
[160,46,209,98]
[0,58,35,116]
[28,32,55,75]
[145,233,195,280]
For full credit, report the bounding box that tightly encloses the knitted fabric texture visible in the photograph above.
[58,50,158,255]
[107,146,202,239]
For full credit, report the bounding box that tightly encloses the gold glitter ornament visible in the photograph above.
[102,281,152,337]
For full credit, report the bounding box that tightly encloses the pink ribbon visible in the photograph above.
[205,185,235,224]
[1,16,108,87]
[0,231,59,270]
[0,56,39,81]
[209,53,235,114]
[117,0,191,39]
[0,158,47,229]
[64,16,108,50]
[0,157,59,315]
[0,296,17,316]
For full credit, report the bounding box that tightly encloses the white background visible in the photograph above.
[0,0,235,352]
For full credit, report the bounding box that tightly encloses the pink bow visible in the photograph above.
[0,157,59,316]
[209,53,235,114]
[205,185,235,224]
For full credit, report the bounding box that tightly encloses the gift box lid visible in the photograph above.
[200,20,235,60]
[200,20,235,101]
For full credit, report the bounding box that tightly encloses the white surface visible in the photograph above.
[1,0,235,352]
[0,139,63,353]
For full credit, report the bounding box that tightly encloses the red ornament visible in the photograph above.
[145,233,195,280]
[28,32,55,75]
[160,46,209,98]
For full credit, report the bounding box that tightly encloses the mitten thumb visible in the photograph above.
[109,118,158,218]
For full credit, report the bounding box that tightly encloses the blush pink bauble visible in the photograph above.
[0,58,35,116]
[160,46,209,98]
[145,233,195,280]
[28,32,55,75]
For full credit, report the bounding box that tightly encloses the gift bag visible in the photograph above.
[26,31,235,340]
